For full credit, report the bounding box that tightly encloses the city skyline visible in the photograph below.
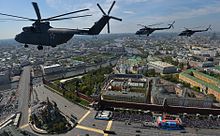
[0,0,220,39]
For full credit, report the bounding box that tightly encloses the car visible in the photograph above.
[136,130,141,133]
[71,114,77,120]
[103,130,116,134]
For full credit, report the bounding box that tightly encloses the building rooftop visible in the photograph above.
[149,61,175,68]
[180,69,220,93]
[103,90,146,98]
[43,64,61,69]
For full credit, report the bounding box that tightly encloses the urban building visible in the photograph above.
[101,74,148,103]
[41,64,63,75]
[151,86,213,108]
[199,61,214,68]
[148,61,177,74]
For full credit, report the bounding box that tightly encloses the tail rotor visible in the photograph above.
[207,25,212,31]
[168,21,175,29]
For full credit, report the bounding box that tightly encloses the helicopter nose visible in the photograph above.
[135,31,140,35]
[15,34,21,42]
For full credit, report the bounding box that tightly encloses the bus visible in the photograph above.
[13,112,21,127]
[157,116,184,130]
[95,111,112,120]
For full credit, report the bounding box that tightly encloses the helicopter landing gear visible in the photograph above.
[37,45,43,50]
[24,44,28,48]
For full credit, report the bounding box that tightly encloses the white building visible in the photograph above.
[192,50,218,57]
[41,64,63,75]
[148,61,177,74]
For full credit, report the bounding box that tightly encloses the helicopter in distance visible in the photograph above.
[135,21,175,36]
[178,25,212,37]
[0,1,122,50]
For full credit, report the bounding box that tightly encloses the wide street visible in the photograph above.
[33,85,87,120]
[17,66,31,127]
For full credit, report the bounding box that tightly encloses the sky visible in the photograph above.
[0,0,220,39]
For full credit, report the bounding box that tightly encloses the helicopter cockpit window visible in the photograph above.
[23,27,35,32]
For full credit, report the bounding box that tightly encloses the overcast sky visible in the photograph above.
[0,0,220,39]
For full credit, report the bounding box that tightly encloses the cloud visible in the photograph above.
[45,0,220,33]
[117,0,164,3]
[142,3,220,22]
[45,0,62,7]
[123,10,135,15]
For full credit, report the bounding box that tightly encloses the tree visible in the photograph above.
[144,69,156,77]
[192,86,200,92]
[179,62,184,70]
[206,94,216,102]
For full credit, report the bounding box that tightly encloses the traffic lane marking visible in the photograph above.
[104,120,113,136]
[20,123,29,129]
[76,125,104,134]
[78,110,91,124]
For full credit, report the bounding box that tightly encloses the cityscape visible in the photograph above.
[0,0,220,136]
[0,33,220,135]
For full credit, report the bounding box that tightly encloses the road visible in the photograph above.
[34,85,87,119]
[22,84,220,136]
[17,66,31,127]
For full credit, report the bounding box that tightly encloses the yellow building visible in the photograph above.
[179,69,220,102]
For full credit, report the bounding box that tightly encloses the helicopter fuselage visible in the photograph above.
[15,30,74,46]
[178,30,195,37]
[136,28,154,36]
[15,22,74,46]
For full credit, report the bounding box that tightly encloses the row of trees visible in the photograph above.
[64,66,113,96]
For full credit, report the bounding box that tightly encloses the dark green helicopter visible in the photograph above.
[178,25,211,37]
[136,21,175,36]
[0,1,122,50]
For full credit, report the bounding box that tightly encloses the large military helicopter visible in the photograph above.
[0,1,121,50]
[178,25,211,37]
[135,21,175,36]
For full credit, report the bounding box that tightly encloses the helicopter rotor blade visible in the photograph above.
[42,8,89,21]
[32,2,41,21]
[49,15,92,21]
[110,16,122,21]
[0,18,30,21]
[107,22,110,33]
[192,26,203,29]
[97,4,106,15]
[0,12,36,21]
[148,22,163,27]
[137,24,147,28]
[108,1,116,15]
